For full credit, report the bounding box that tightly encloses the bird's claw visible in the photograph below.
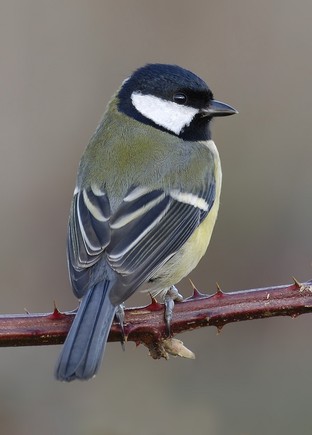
[164,286,183,335]
[115,303,126,351]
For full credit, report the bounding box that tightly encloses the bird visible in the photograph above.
[55,63,237,381]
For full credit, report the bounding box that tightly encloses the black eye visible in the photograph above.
[173,92,187,105]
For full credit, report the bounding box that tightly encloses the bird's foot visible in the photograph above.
[115,303,126,351]
[164,286,183,336]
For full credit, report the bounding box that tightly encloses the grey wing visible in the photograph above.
[67,173,216,304]
[67,187,111,298]
[107,176,216,305]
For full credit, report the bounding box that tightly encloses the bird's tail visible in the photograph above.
[55,280,116,382]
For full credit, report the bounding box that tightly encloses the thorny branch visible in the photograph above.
[0,278,311,359]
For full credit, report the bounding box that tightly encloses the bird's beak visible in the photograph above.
[201,99,238,117]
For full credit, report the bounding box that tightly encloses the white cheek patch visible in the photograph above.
[131,92,199,135]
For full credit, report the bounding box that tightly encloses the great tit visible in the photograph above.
[56,63,237,382]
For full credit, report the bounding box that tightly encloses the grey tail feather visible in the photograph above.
[55,280,116,382]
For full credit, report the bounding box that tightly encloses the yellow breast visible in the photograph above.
[147,140,222,297]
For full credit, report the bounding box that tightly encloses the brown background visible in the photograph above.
[1,1,312,434]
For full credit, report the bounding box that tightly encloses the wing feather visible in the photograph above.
[67,188,111,297]
[67,168,216,303]
[106,180,215,303]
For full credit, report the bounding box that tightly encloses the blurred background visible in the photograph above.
[1,1,312,434]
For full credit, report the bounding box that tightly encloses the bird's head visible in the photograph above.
[117,63,237,141]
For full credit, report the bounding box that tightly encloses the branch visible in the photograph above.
[1,278,311,359]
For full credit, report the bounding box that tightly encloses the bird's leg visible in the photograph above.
[164,285,183,335]
[115,303,126,351]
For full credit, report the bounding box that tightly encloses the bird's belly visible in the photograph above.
[145,195,220,298]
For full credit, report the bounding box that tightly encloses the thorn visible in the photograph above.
[53,301,61,314]
[212,282,224,298]
[149,293,158,304]
[216,282,223,294]
[292,277,312,293]
[189,278,196,289]
[147,294,162,311]
[292,276,301,288]
[216,324,224,335]
[48,301,65,320]
[188,279,206,299]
